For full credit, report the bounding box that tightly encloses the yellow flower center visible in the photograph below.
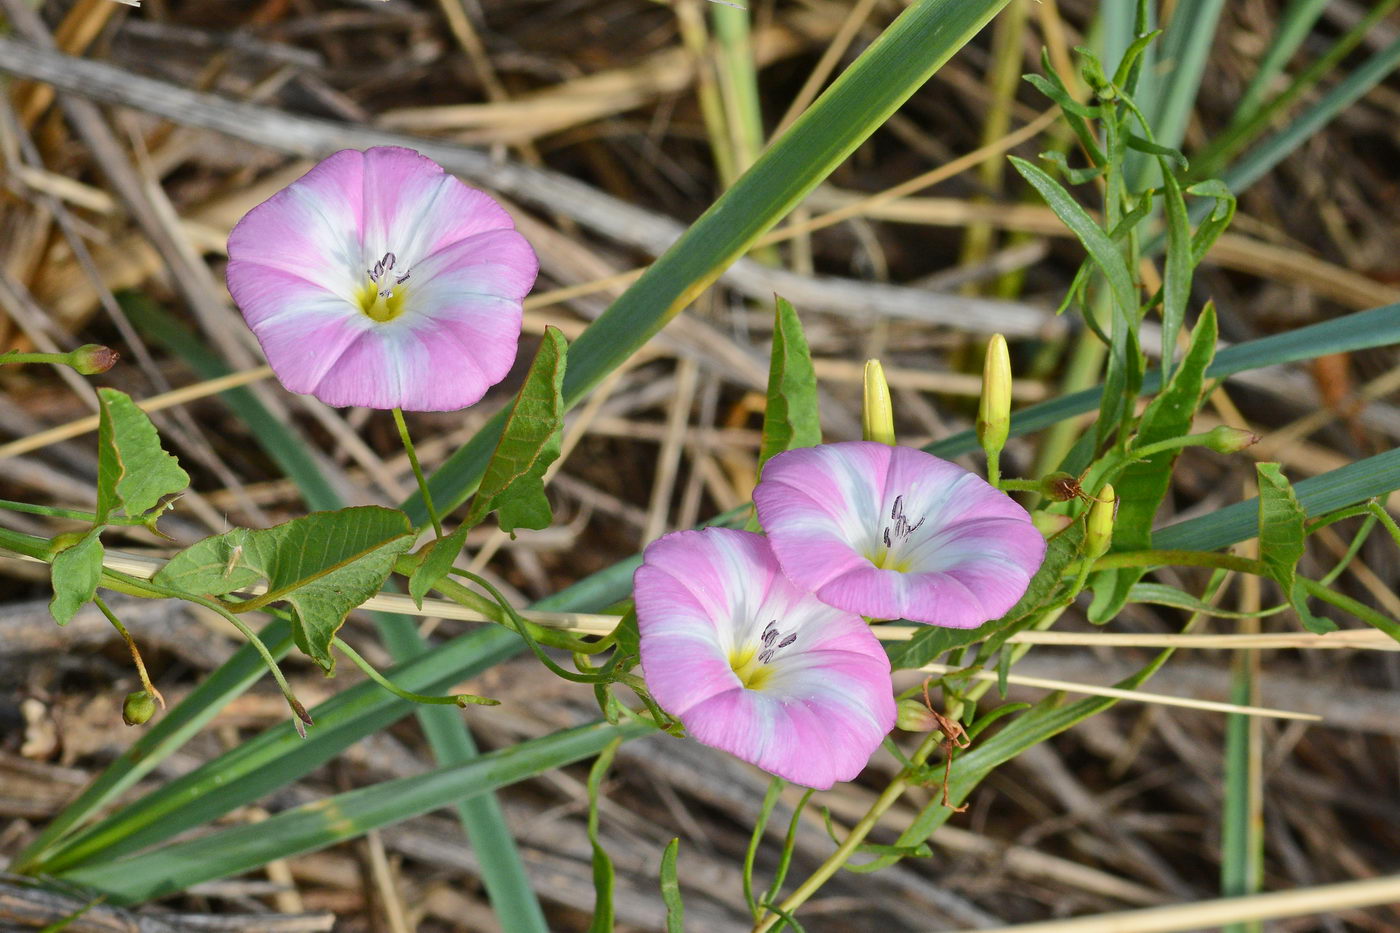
[357,280,408,323]
[867,545,914,573]
[729,644,775,691]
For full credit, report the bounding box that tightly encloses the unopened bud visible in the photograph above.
[1030,510,1073,537]
[896,698,937,732]
[862,359,895,445]
[977,335,1011,460]
[1040,471,1082,502]
[1085,484,1117,561]
[69,344,119,375]
[1203,425,1259,454]
[122,689,157,726]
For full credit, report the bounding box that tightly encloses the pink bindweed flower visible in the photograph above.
[634,528,895,790]
[226,147,538,411]
[753,442,1046,628]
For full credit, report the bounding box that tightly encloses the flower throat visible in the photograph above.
[358,251,411,323]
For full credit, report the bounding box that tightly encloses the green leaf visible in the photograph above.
[49,528,105,625]
[758,297,821,469]
[1009,156,1137,323]
[154,508,416,672]
[888,618,998,671]
[408,523,470,609]
[1257,463,1334,634]
[95,388,188,523]
[1088,304,1217,623]
[660,838,684,933]
[466,327,567,535]
[57,720,655,905]
[586,738,621,933]
[1126,582,1287,620]
[1159,170,1192,379]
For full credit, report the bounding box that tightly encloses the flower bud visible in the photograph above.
[1040,471,1082,502]
[122,689,157,726]
[1203,425,1259,454]
[1085,484,1117,561]
[69,344,119,375]
[977,335,1011,460]
[1030,510,1073,537]
[862,359,895,446]
[896,698,937,732]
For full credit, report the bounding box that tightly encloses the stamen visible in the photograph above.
[367,251,410,300]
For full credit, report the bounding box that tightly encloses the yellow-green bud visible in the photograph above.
[1203,425,1259,454]
[1085,484,1117,561]
[122,690,157,726]
[70,344,119,375]
[896,698,937,732]
[977,334,1011,460]
[1030,510,1073,537]
[862,359,895,445]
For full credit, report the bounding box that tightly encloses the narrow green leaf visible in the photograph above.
[466,327,567,534]
[1232,0,1330,121]
[1127,582,1287,620]
[1221,650,1263,929]
[57,720,655,905]
[409,523,471,608]
[49,528,105,625]
[1037,149,1103,185]
[154,507,416,672]
[1022,73,1101,118]
[1159,170,1193,379]
[586,737,621,933]
[660,838,684,933]
[758,297,821,469]
[95,388,188,523]
[1089,304,1216,623]
[1009,156,1137,321]
[887,619,997,671]
[1125,134,1188,171]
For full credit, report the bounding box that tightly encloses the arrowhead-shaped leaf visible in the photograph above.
[1257,462,1334,633]
[408,523,471,609]
[96,388,189,523]
[757,296,820,469]
[50,528,105,625]
[154,507,416,672]
[467,327,567,535]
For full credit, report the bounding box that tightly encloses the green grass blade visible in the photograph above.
[1232,0,1330,121]
[1220,33,1400,193]
[1139,0,1224,153]
[1155,447,1400,553]
[8,620,294,873]
[413,0,1013,525]
[660,838,685,933]
[57,720,656,905]
[1221,649,1264,933]
[37,625,520,873]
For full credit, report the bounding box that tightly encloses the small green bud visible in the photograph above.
[1039,472,1082,502]
[896,698,937,732]
[977,335,1011,460]
[862,359,896,445]
[122,689,157,726]
[69,344,119,375]
[1085,484,1117,561]
[1030,510,1073,537]
[1203,425,1259,454]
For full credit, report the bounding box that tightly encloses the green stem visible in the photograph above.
[94,595,165,709]
[752,731,942,933]
[333,636,498,707]
[0,350,72,367]
[743,778,786,918]
[104,568,312,735]
[393,407,443,538]
[1083,548,1266,576]
[0,498,147,527]
[985,449,1002,489]
[1298,577,1400,644]
[997,478,1040,492]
